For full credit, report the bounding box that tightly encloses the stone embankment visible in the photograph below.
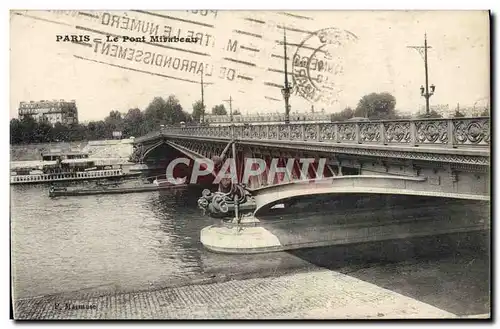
[14,269,475,320]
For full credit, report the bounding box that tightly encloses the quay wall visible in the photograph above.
[10,142,87,161]
[10,139,134,161]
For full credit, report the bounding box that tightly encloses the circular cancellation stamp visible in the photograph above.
[292,28,358,106]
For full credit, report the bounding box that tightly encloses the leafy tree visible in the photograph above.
[331,107,354,121]
[85,121,98,140]
[123,108,145,137]
[66,123,87,141]
[212,104,227,115]
[52,122,69,141]
[10,94,202,144]
[94,121,108,139]
[233,109,241,115]
[35,120,53,143]
[165,95,191,124]
[480,108,490,117]
[106,110,122,121]
[144,95,191,129]
[192,100,205,122]
[20,116,38,143]
[144,97,167,129]
[104,110,124,133]
[10,119,22,144]
[354,92,397,119]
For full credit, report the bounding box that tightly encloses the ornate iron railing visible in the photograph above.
[155,117,490,148]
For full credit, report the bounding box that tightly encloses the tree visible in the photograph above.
[233,109,241,115]
[453,110,465,118]
[10,118,22,144]
[212,104,227,115]
[354,92,397,119]
[165,95,191,124]
[192,100,205,122]
[123,108,145,137]
[35,120,53,143]
[66,123,87,141]
[331,107,354,121]
[144,97,167,129]
[480,108,490,117]
[106,110,122,121]
[10,94,203,144]
[144,95,191,129]
[20,116,38,143]
[104,110,124,133]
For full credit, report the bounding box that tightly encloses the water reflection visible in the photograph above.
[145,188,207,279]
[11,184,212,299]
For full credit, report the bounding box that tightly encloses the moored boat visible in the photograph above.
[11,149,137,185]
[12,168,139,185]
[48,179,187,197]
[153,177,186,187]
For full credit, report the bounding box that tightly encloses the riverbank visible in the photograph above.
[10,139,134,161]
[11,179,490,319]
[15,268,474,320]
[11,226,490,318]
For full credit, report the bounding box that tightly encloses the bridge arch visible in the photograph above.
[139,140,208,163]
[141,140,170,162]
[251,175,489,217]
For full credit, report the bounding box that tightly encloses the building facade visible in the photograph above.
[18,99,78,125]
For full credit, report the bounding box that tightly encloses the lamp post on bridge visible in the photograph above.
[223,95,240,222]
[281,26,292,125]
[223,96,234,125]
[408,33,436,117]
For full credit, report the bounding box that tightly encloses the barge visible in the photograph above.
[48,180,188,197]
[49,179,187,198]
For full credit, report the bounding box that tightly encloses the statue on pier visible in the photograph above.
[197,139,255,219]
[197,182,250,218]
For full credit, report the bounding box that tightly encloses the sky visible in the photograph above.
[9,10,490,122]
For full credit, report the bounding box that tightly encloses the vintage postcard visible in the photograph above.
[10,10,490,320]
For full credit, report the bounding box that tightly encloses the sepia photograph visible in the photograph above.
[9,8,491,320]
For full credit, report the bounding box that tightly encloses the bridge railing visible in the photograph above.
[157,117,490,148]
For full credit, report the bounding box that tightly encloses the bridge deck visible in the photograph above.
[161,135,489,156]
[134,118,490,152]
[133,118,490,165]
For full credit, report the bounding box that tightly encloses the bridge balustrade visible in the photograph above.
[159,117,490,148]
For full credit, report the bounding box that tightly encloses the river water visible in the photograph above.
[10,182,491,315]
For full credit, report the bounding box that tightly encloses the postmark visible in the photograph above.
[292,28,358,105]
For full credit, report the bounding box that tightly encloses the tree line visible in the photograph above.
[10,93,489,144]
[330,92,490,121]
[10,95,233,144]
